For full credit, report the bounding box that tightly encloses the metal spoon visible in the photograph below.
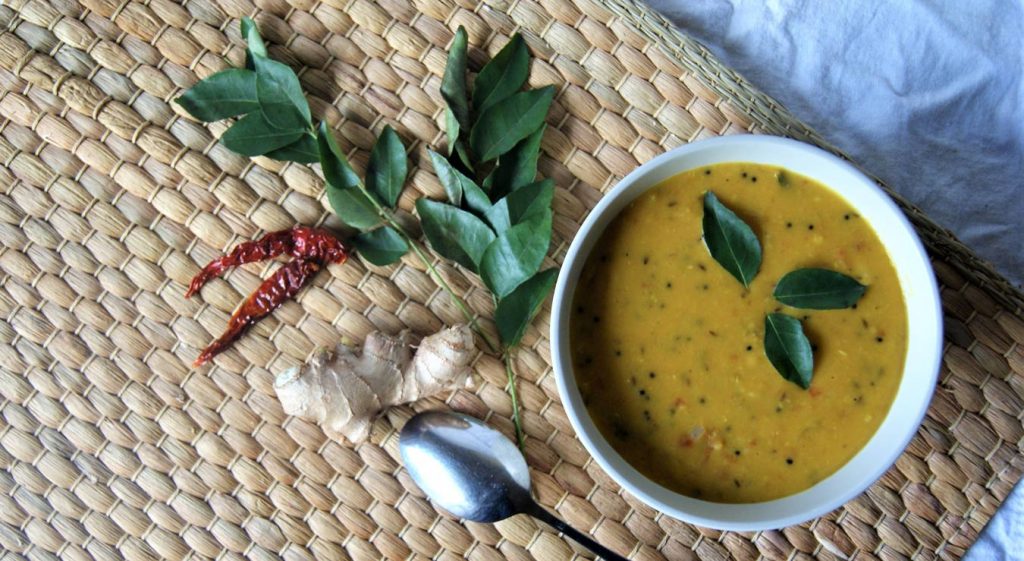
[399,411,629,561]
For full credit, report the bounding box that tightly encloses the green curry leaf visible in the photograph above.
[240,17,267,69]
[429,149,469,207]
[773,268,867,310]
[461,179,492,216]
[416,199,496,271]
[453,141,474,172]
[495,268,558,347]
[444,107,462,159]
[325,185,380,231]
[353,226,409,266]
[428,149,490,215]
[702,191,762,288]
[764,313,814,389]
[480,211,552,298]
[365,125,407,208]
[264,133,319,163]
[473,34,530,115]
[317,123,360,190]
[254,55,311,130]
[317,123,380,230]
[441,27,470,134]
[221,111,305,155]
[176,68,259,122]
[470,86,554,163]
[489,124,545,200]
[485,179,554,234]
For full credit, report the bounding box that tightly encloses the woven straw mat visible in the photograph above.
[0,0,1022,560]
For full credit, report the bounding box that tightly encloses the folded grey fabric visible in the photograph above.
[646,0,1023,288]
[646,1,1023,558]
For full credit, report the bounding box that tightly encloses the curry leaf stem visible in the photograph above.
[503,348,526,450]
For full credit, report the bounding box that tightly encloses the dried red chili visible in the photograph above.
[187,226,347,297]
[193,259,321,366]
[188,227,348,367]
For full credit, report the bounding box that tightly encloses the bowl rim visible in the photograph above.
[550,135,943,531]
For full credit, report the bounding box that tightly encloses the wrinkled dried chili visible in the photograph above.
[187,226,347,297]
[188,226,348,367]
[193,259,322,366]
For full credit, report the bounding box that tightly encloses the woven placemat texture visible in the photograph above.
[0,0,1021,560]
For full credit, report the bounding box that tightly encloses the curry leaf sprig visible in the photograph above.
[175,18,493,346]
[430,28,557,349]
[177,18,410,265]
[701,191,867,389]
[423,27,559,447]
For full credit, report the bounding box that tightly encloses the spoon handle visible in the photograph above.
[527,501,630,561]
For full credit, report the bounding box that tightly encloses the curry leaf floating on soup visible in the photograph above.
[763,312,814,389]
[570,163,908,503]
[701,191,762,287]
[773,268,867,309]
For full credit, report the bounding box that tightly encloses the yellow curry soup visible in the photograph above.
[570,163,908,503]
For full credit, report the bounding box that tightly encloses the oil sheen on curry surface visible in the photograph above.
[571,163,907,503]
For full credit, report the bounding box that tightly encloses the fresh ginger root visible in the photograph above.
[274,325,476,443]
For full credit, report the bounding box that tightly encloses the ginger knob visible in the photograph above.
[274,325,477,443]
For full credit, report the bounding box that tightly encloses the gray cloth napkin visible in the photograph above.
[645,1,1023,557]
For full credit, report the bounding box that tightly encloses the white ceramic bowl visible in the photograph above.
[551,135,942,531]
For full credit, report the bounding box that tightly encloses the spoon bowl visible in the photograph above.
[400,411,531,522]
[399,411,628,561]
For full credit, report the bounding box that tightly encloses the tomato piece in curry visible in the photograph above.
[570,163,908,503]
